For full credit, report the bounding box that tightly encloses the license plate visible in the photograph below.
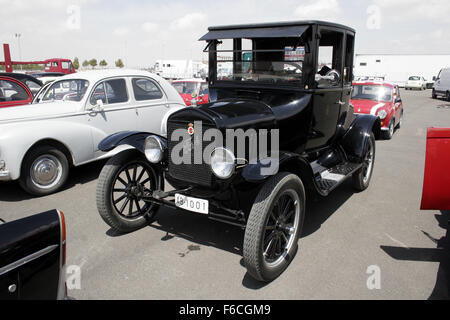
[175,194,209,215]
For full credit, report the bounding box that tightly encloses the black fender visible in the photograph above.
[242,152,320,195]
[98,131,167,154]
[340,114,380,160]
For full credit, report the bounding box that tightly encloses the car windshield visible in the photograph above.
[213,38,305,85]
[42,79,89,102]
[352,85,392,102]
[409,76,420,81]
[172,82,200,95]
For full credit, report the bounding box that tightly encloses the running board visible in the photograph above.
[315,162,362,194]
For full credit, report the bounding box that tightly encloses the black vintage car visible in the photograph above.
[0,210,66,299]
[96,21,380,281]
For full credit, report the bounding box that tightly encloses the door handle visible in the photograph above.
[336,100,346,106]
[8,284,17,293]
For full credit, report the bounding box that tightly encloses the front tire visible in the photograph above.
[243,173,306,282]
[352,132,376,191]
[382,119,395,140]
[96,150,160,233]
[432,89,437,99]
[19,146,69,196]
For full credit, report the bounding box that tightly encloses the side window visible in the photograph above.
[90,83,107,105]
[344,34,354,85]
[132,78,164,101]
[0,80,29,101]
[62,62,70,69]
[200,83,209,95]
[316,29,344,88]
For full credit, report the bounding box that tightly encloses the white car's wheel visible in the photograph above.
[19,146,70,196]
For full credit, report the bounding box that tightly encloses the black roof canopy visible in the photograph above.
[199,20,355,41]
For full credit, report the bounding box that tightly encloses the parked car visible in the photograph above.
[29,72,65,85]
[0,76,33,108]
[0,73,43,96]
[0,69,185,196]
[432,67,450,101]
[172,79,209,106]
[421,128,450,210]
[0,209,67,300]
[405,76,427,90]
[95,21,380,282]
[351,81,404,140]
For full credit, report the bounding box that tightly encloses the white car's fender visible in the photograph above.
[0,119,94,180]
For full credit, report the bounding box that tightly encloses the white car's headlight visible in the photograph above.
[210,147,236,179]
[144,136,164,163]
[377,109,388,120]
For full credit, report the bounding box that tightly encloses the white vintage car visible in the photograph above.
[0,69,185,195]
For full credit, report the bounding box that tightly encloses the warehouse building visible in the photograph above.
[354,54,450,87]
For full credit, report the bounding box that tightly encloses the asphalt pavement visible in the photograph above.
[1,89,449,300]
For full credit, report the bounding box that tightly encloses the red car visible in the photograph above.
[351,82,404,139]
[421,128,450,211]
[172,79,209,106]
[0,76,33,108]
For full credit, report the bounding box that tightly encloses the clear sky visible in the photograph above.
[1,0,449,68]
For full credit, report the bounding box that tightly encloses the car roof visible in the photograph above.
[172,78,206,83]
[0,72,43,85]
[55,69,158,83]
[207,20,355,33]
[353,81,395,88]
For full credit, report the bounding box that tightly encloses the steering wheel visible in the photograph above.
[326,69,340,82]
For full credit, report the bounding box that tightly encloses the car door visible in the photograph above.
[0,210,65,300]
[86,78,137,156]
[131,77,169,135]
[306,28,345,150]
[0,77,33,108]
[393,85,402,125]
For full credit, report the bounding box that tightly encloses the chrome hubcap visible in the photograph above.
[30,155,62,189]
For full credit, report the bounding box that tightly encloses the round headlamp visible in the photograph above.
[377,109,388,120]
[144,136,164,163]
[210,147,236,179]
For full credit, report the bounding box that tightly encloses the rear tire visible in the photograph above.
[19,146,69,196]
[243,173,305,282]
[96,150,160,233]
[396,111,403,129]
[352,132,376,191]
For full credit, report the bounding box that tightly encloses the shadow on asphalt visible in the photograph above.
[106,179,357,289]
[381,210,449,300]
[0,159,107,202]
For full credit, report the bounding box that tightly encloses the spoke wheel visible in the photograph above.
[244,173,305,282]
[96,150,161,233]
[112,162,156,219]
[263,192,300,265]
[352,132,376,191]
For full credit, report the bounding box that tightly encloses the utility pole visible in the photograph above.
[15,33,22,70]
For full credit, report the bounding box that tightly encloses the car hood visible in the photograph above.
[168,95,312,130]
[0,102,80,124]
[351,99,388,115]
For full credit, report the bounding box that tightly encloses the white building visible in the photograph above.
[154,60,207,80]
[354,54,450,87]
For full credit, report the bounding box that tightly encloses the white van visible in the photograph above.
[432,68,450,101]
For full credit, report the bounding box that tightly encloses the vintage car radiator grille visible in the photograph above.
[167,121,215,187]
